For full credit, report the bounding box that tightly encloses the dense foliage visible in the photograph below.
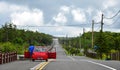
[60,31,120,58]
[0,23,53,54]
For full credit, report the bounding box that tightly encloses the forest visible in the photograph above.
[59,31,120,59]
[0,22,53,54]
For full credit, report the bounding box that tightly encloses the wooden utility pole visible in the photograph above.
[92,20,94,49]
[83,28,85,35]
[83,28,86,55]
[101,14,104,32]
[66,34,68,46]
[79,33,81,49]
[83,28,85,47]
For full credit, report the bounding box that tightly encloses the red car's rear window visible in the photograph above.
[34,47,47,52]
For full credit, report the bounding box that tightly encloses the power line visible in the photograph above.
[95,25,101,31]
[104,10,120,19]
[103,12,120,26]
[111,15,120,24]
[13,24,91,27]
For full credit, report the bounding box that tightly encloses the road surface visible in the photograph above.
[0,38,120,70]
[0,60,42,70]
[44,39,119,70]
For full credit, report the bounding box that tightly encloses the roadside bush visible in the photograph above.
[0,42,16,52]
[0,42,28,54]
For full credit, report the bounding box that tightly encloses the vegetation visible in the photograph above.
[59,31,120,59]
[59,37,82,56]
[0,22,53,54]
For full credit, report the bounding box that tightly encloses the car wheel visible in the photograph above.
[32,59,35,61]
[46,59,48,62]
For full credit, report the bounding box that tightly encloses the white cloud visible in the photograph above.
[71,8,86,23]
[63,27,83,37]
[52,5,70,25]
[36,26,82,37]
[86,7,94,16]
[0,2,44,26]
[104,19,113,25]
[0,2,8,13]
[103,11,115,25]
[1,1,120,37]
[93,10,102,23]
[0,2,29,14]
[53,27,82,37]
[11,9,44,26]
[55,27,63,31]
[60,6,70,14]
[103,0,118,9]
[53,12,67,24]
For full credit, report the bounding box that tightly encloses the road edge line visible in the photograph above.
[85,60,116,70]
[68,56,75,61]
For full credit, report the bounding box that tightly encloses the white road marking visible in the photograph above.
[83,60,116,70]
[68,56,75,61]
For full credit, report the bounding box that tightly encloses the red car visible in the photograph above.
[32,46,48,61]
[24,46,56,62]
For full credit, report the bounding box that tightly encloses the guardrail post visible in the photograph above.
[9,52,11,62]
[13,52,15,61]
[8,52,10,62]
[6,53,9,63]
[10,52,12,62]
[0,52,2,64]
[3,53,5,64]
[15,52,17,60]
[5,53,6,63]
[11,52,13,61]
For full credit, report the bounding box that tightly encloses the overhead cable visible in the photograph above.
[104,10,120,19]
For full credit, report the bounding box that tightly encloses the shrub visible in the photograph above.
[0,42,16,52]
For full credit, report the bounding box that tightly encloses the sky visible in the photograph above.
[0,0,120,37]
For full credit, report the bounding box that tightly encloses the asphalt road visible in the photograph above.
[44,39,120,70]
[0,60,42,70]
[0,39,120,70]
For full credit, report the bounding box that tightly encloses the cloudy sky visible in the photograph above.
[0,0,120,37]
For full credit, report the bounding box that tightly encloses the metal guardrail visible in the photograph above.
[86,52,98,59]
[0,52,17,64]
[110,52,120,60]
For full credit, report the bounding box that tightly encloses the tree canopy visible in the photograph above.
[0,22,53,53]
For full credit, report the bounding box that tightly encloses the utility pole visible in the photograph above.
[83,28,86,55]
[101,14,104,32]
[83,28,85,47]
[66,34,68,46]
[83,28,85,35]
[92,20,94,49]
[79,33,81,49]
[99,14,104,59]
